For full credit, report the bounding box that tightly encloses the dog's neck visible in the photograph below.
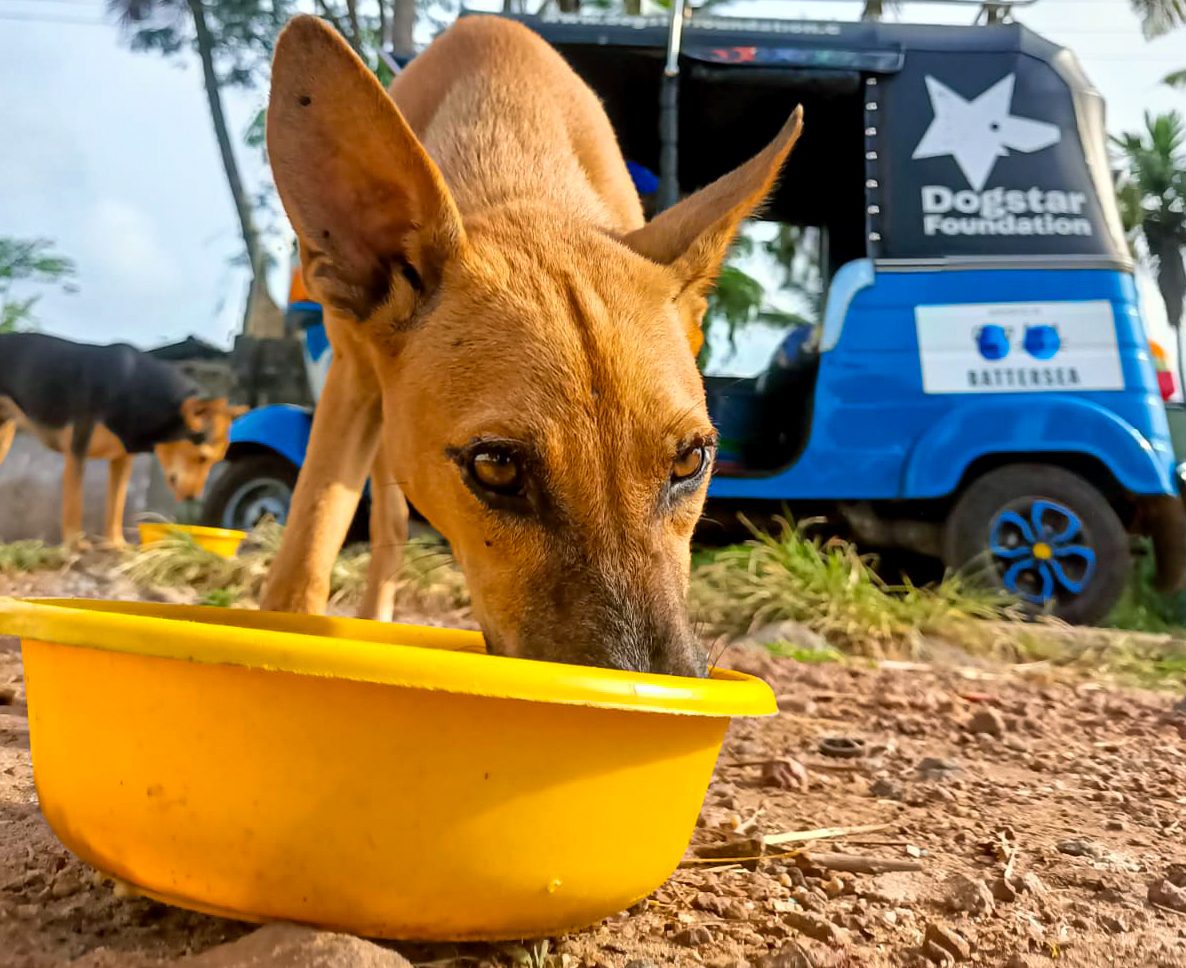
[419,80,630,230]
[388,23,645,236]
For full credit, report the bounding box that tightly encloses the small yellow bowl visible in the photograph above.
[137,522,246,558]
[0,598,775,941]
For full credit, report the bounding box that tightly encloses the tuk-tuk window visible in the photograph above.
[701,220,824,378]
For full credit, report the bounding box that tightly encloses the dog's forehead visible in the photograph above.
[424,241,705,434]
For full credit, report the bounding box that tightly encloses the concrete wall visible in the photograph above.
[0,431,185,543]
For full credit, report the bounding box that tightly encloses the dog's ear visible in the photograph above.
[623,107,803,350]
[181,397,214,432]
[182,397,241,430]
[267,15,465,323]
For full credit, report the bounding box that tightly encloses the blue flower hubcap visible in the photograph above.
[988,500,1096,605]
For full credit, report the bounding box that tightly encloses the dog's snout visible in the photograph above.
[509,563,708,678]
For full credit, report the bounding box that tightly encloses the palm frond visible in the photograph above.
[1130,0,1186,39]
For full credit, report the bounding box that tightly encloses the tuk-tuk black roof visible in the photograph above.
[486,11,1067,68]
[455,11,1130,271]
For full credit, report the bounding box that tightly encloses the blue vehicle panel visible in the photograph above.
[229,404,313,470]
[708,268,1176,501]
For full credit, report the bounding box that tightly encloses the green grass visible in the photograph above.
[1105,539,1186,636]
[4,514,1183,686]
[199,587,241,608]
[689,514,1011,658]
[765,641,847,664]
[0,539,67,574]
[117,522,470,614]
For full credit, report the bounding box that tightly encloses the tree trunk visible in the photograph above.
[377,0,389,47]
[558,0,580,13]
[314,0,350,47]
[1155,238,1186,397]
[186,0,280,337]
[624,0,641,13]
[391,0,415,59]
[344,0,363,52]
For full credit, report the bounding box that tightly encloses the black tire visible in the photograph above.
[943,464,1130,626]
[201,454,299,532]
[202,453,373,542]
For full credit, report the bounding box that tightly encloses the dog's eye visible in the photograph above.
[672,444,708,482]
[471,449,524,495]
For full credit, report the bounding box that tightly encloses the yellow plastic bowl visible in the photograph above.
[0,597,775,941]
[137,522,246,558]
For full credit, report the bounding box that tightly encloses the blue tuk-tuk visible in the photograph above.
[206,6,1185,624]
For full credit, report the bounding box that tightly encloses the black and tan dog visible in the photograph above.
[0,332,245,547]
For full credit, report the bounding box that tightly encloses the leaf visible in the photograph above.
[1165,68,1186,90]
[1129,0,1186,39]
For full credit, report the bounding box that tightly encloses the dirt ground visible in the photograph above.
[2,563,1186,967]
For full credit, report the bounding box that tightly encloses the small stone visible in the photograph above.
[1017,872,1047,896]
[673,925,712,947]
[966,707,1006,738]
[1057,838,1102,858]
[942,873,995,916]
[923,923,972,962]
[777,694,818,717]
[757,943,815,968]
[14,903,38,920]
[821,876,846,899]
[921,942,954,966]
[0,686,16,705]
[790,886,821,912]
[990,876,1017,903]
[1105,819,1127,832]
[1148,878,1186,913]
[869,777,903,800]
[693,892,730,916]
[49,872,81,899]
[1100,914,1128,934]
[916,756,962,781]
[783,910,849,946]
[625,962,659,968]
[761,758,809,792]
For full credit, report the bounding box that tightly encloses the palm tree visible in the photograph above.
[1129,1,1186,87]
[0,238,77,333]
[108,0,287,338]
[1113,111,1186,394]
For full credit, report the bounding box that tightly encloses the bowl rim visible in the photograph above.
[136,523,246,541]
[0,597,776,718]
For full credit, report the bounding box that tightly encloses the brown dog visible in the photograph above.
[0,333,245,548]
[259,15,802,674]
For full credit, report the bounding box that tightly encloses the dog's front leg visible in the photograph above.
[0,418,15,467]
[259,359,381,614]
[61,452,87,549]
[358,440,409,623]
[102,454,133,549]
[60,422,92,549]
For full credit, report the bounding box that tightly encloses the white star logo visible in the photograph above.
[912,74,1061,191]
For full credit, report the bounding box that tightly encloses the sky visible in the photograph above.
[1,0,1184,369]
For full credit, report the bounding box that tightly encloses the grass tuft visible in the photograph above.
[118,522,470,615]
[0,540,67,574]
[689,515,1011,658]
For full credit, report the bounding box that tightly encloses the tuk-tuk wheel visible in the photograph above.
[201,454,299,532]
[943,464,1130,626]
